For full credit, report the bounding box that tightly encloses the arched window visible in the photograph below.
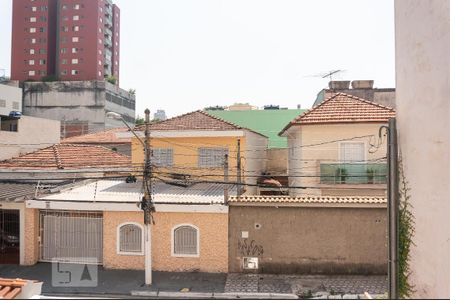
[172,224,199,257]
[117,223,143,255]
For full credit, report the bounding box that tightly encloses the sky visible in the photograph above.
[0,0,395,118]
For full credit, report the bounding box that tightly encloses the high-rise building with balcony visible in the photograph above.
[11,0,120,84]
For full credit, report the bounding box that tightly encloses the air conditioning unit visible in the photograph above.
[243,257,259,270]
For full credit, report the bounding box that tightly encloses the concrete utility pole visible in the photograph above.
[224,154,229,205]
[142,108,154,285]
[236,139,242,197]
[381,118,399,299]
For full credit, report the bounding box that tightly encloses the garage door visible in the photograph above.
[40,211,103,265]
[0,209,20,264]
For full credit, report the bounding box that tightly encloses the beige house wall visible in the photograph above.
[229,205,387,274]
[395,1,450,298]
[0,116,60,160]
[103,211,228,273]
[286,123,388,197]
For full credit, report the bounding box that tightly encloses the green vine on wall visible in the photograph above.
[398,155,415,298]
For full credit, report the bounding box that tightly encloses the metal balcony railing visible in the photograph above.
[320,162,387,184]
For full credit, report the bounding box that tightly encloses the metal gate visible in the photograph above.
[0,209,20,264]
[40,211,103,264]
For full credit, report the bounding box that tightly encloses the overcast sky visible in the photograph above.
[0,0,395,118]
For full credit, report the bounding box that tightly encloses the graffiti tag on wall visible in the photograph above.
[238,239,264,256]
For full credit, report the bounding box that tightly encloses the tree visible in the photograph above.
[129,89,136,95]
[106,76,117,85]
[135,117,144,125]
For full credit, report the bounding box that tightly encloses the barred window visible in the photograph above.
[172,225,199,257]
[117,223,143,255]
[198,147,228,168]
[152,148,173,167]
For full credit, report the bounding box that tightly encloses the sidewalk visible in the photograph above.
[0,263,387,298]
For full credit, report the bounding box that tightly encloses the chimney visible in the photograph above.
[329,80,351,90]
[351,80,374,89]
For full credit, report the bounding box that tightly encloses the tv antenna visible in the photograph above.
[304,69,346,81]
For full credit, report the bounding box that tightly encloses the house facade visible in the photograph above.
[131,111,268,195]
[26,180,232,273]
[0,144,130,265]
[279,93,396,197]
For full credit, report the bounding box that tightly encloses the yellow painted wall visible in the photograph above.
[103,211,228,272]
[132,136,246,180]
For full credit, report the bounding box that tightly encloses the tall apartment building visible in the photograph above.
[11,0,120,84]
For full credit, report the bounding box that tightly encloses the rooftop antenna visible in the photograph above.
[321,70,343,81]
[304,69,346,81]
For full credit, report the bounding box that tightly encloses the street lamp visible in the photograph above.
[106,110,154,285]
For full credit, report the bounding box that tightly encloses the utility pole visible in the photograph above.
[381,118,399,299]
[224,154,229,205]
[236,139,242,197]
[142,108,154,285]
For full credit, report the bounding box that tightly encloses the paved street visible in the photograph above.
[0,263,387,298]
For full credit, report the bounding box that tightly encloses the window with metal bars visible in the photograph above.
[172,225,199,257]
[198,147,228,168]
[118,223,143,255]
[152,148,173,167]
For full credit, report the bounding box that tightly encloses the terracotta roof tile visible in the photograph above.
[0,144,131,170]
[228,195,387,205]
[280,93,396,134]
[135,110,267,137]
[62,127,130,144]
[0,278,41,299]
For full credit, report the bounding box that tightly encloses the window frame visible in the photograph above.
[338,141,367,163]
[152,148,174,167]
[171,224,200,258]
[116,222,144,256]
[197,147,228,168]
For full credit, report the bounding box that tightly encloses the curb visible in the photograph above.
[131,291,299,299]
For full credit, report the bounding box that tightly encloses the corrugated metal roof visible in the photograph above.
[0,183,38,201]
[40,180,236,204]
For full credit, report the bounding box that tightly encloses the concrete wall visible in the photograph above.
[315,88,396,108]
[22,81,135,138]
[286,124,388,197]
[395,1,450,298]
[0,116,60,160]
[244,131,268,194]
[103,211,228,272]
[0,84,22,116]
[229,205,387,274]
[266,148,288,174]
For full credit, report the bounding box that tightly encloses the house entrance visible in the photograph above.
[0,209,20,264]
[40,211,103,264]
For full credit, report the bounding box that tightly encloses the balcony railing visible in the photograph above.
[320,163,387,184]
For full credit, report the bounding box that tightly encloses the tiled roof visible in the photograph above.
[280,93,396,134]
[228,195,387,206]
[61,127,130,144]
[135,110,267,137]
[0,144,131,170]
[40,180,237,204]
[0,183,39,201]
[0,278,42,299]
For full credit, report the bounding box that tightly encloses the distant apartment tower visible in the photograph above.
[154,109,167,121]
[11,0,120,84]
